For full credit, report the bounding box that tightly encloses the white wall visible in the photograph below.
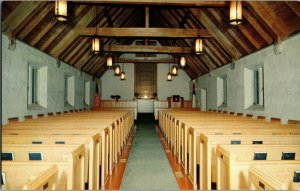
[101,63,135,100]
[1,33,97,124]
[157,64,191,101]
[196,33,300,122]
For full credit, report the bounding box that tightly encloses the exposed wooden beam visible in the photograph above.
[73,1,227,7]
[79,8,140,73]
[18,3,54,40]
[104,6,114,27]
[50,7,95,58]
[117,57,177,63]
[87,9,143,74]
[145,6,150,28]
[190,8,241,60]
[243,8,273,44]
[30,19,56,46]
[2,1,40,34]
[247,1,285,42]
[11,2,47,38]
[207,8,252,54]
[80,27,211,38]
[179,9,190,28]
[205,39,229,64]
[103,45,192,53]
[285,2,300,18]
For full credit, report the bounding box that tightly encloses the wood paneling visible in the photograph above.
[134,63,157,98]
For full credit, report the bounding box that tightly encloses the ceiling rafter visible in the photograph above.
[247,1,286,42]
[285,2,300,18]
[2,1,300,79]
[18,3,54,40]
[207,8,252,55]
[59,36,85,61]
[69,6,126,69]
[190,8,242,60]
[73,1,228,7]
[43,5,90,52]
[104,6,114,27]
[50,6,95,58]
[11,2,48,38]
[153,8,205,75]
[2,1,41,34]
[84,8,141,74]
[205,39,228,65]
[36,5,88,51]
[242,8,273,45]
[91,8,144,76]
[171,8,221,70]
[218,8,262,50]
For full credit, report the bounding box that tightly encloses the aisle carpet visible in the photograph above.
[120,113,179,190]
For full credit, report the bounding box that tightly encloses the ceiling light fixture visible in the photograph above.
[114,62,121,76]
[55,0,68,21]
[195,8,204,55]
[167,55,172,81]
[120,55,126,80]
[230,1,242,25]
[171,64,178,76]
[171,56,178,76]
[107,55,113,67]
[92,5,100,54]
[180,56,186,68]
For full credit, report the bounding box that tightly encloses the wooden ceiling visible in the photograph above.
[2,1,300,79]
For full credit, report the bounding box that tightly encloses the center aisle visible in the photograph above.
[120,113,179,190]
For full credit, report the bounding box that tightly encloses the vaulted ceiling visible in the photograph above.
[2,1,300,79]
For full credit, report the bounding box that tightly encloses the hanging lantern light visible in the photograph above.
[167,72,172,81]
[171,65,178,76]
[167,61,172,81]
[180,56,186,68]
[120,71,126,80]
[92,37,100,54]
[120,63,126,80]
[55,0,68,21]
[92,6,101,54]
[230,1,242,25]
[107,56,113,67]
[114,65,121,76]
[195,38,203,54]
[195,8,204,55]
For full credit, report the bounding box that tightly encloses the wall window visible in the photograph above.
[64,74,75,107]
[28,66,38,105]
[84,81,90,105]
[244,66,264,109]
[254,68,264,105]
[217,76,227,107]
[27,65,47,109]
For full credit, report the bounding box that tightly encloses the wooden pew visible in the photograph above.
[185,123,300,176]
[2,134,100,190]
[216,145,300,190]
[177,118,298,172]
[248,163,300,190]
[2,128,110,190]
[159,110,299,172]
[2,144,85,189]
[2,164,58,190]
[5,110,134,165]
[197,134,300,190]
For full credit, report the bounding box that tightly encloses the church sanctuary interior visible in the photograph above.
[2,0,300,190]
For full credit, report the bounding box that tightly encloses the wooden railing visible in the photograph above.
[100,100,138,120]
